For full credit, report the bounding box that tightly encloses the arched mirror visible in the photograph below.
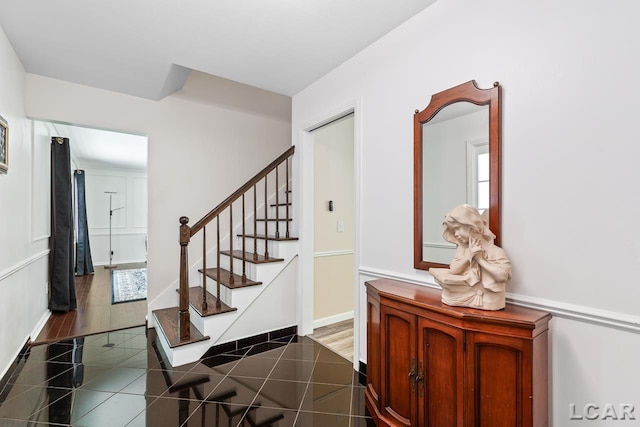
[414,80,501,270]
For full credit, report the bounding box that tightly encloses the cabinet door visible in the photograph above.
[465,332,532,427]
[417,318,464,427]
[380,305,416,426]
[366,294,381,409]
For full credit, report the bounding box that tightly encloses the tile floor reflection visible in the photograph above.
[0,327,374,426]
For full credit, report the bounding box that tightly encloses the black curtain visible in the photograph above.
[49,137,77,312]
[47,337,84,423]
[74,170,94,275]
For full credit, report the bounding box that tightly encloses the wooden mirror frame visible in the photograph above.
[414,80,502,270]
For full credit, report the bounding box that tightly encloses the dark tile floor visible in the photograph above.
[0,326,374,426]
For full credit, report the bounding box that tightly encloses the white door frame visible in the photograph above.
[295,99,362,369]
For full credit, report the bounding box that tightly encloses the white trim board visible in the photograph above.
[313,311,354,329]
[93,258,147,266]
[30,310,52,345]
[0,250,50,282]
[89,230,148,236]
[359,266,640,334]
[314,249,354,258]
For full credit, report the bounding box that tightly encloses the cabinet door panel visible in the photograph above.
[418,319,463,427]
[467,333,528,427]
[381,306,416,426]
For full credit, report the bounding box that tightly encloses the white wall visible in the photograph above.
[25,71,292,325]
[84,169,148,265]
[0,27,50,379]
[293,0,640,425]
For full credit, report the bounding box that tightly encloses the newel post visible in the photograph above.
[179,216,191,341]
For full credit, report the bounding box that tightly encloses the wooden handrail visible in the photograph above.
[190,146,295,236]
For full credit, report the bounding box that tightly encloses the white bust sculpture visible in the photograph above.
[429,204,511,310]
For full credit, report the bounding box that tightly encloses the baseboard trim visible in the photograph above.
[359,266,640,334]
[314,311,354,329]
[201,325,298,359]
[93,259,147,267]
[30,310,52,344]
[0,338,30,399]
[0,250,50,282]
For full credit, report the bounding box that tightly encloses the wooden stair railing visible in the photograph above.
[177,146,295,341]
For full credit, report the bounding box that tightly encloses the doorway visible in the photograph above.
[33,120,149,343]
[308,113,356,361]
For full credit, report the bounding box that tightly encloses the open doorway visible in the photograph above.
[308,114,355,361]
[33,120,149,343]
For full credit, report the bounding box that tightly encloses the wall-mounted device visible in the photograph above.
[329,200,334,211]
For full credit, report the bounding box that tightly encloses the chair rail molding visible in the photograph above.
[359,266,640,334]
[0,250,50,282]
[314,249,355,258]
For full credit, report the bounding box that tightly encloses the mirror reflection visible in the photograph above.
[413,80,501,271]
[422,102,488,264]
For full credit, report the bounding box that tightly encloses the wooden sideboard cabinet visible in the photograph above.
[365,279,551,427]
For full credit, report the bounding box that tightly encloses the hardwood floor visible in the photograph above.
[309,318,354,362]
[32,263,147,344]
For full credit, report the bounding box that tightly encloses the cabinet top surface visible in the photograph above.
[366,279,551,329]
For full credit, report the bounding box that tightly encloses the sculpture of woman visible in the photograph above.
[429,204,511,310]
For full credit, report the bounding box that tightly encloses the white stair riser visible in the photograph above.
[208,262,286,306]
[235,238,271,256]
[258,220,292,236]
[153,313,211,367]
[233,237,294,257]
[217,239,297,272]
[220,256,256,278]
[270,204,292,218]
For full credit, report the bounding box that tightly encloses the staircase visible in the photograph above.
[152,147,297,366]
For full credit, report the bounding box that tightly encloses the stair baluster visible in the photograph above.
[275,164,280,239]
[286,157,290,238]
[242,194,246,282]
[253,185,258,260]
[229,203,234,285]
[216,215,221,308]
[202,225,207,311]
[264,175,269,258]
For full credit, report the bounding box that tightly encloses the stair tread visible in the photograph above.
[153,307,210,348]
[237,233,298,241]
[187,286,238,317]
[199,267,262,289]
[221,250,284,264]
[256,218,292,222]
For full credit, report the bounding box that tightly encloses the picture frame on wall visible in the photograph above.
[0,114,7,173]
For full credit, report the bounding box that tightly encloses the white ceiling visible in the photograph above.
[0,0,436,100]
[4,1,436,170]
[46,122,148,172]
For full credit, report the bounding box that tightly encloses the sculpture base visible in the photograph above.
[441,286,505,311]
[430,267,506,311]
